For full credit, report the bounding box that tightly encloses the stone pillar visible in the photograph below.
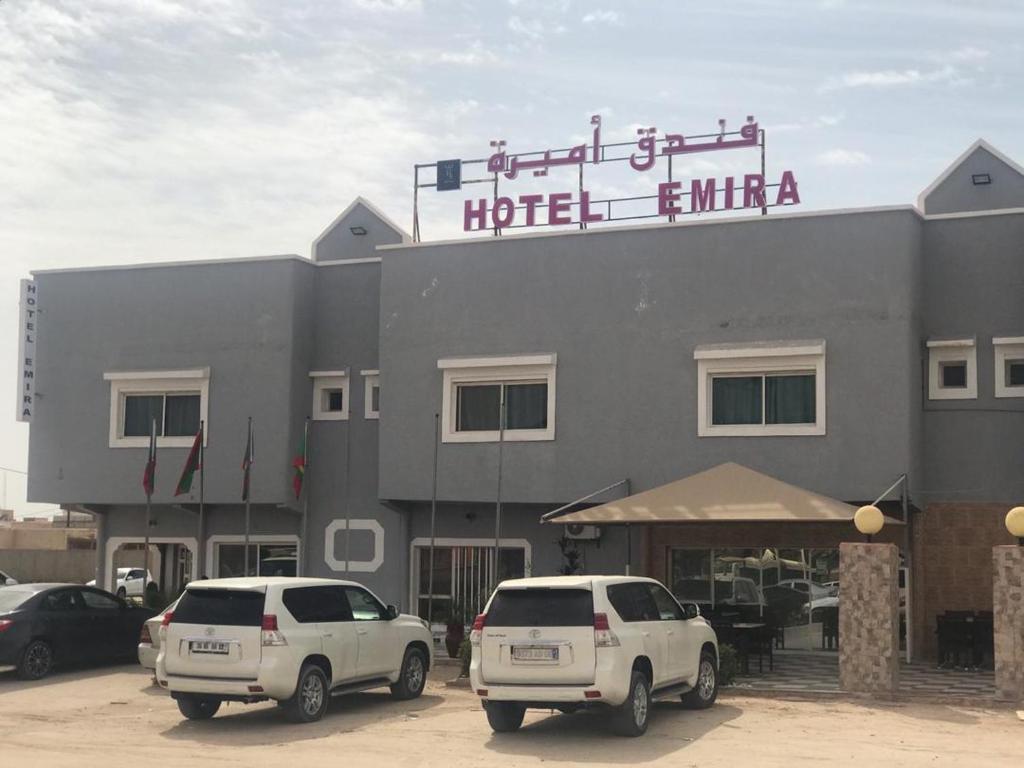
[839,542,900,695]
[993,545,1024,702]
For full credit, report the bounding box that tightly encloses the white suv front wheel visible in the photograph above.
[681,650,718,709]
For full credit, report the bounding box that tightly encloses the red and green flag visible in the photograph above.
[174,425,203,497]
[241,418,254,501]
[142,420,157,497]
[291,430,307,499]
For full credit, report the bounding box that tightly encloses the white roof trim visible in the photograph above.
[309,370,348,378]
[917,139,1024,212]
[437,354,557,370]
[316,257,383,267]
[359,369,379,376]
[311,197,411,260]
[694,340,825,360]
[378,205,920,252]
[926,337,976,349]
[924,206,1024,222]
[34,254,306,277]
[993,336,1024,346]
[104,368,210,381]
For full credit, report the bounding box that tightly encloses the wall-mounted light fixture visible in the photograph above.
[971,173,992,185]
[349,226,368,235]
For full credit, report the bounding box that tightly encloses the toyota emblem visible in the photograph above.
[529,629,541,639]
[205,626,216,637]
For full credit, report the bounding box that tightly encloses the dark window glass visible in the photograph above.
[647,584,685,621]
[669,550,712,602]
[217,544,257,577]
[283,586,352,623]
[81,589,121,610]
[324,389,344,412]
[371,384,380,413]
[164,394,200,436]
[941,362,967,388]
[124,395,163,437]
[487,588,594,627]
[1007,360,1024,387]
[505,383,547,429]
[173,588,266,626]
[765,374,815,424]
[456,384,501,431]
[607,583,659,622]
[40,589,80,612]
[344,587,386,621]
[711,376,762,425]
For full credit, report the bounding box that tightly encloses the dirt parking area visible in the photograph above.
[0,663,1021,767]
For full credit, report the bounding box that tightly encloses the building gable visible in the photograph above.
[311,197,409,263]
[919,139,1024,216]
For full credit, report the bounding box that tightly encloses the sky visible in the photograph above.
[1,0,1022,517]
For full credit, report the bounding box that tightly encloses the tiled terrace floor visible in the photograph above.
[732,650,997,699]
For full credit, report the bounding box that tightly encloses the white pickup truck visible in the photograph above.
[470,575,719,736]
[156,577,433,723]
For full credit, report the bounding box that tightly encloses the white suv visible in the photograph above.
[156,577,432,723]
[469,575,719,737]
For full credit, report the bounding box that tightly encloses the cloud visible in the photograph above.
[816,149,871,167]
[438,41,500,66]
[351,0,423,11]
[767,114,844,133]
[507,15,565,40]
[820,65,968,91]
[950,45,989,62]
[582,10,621,25]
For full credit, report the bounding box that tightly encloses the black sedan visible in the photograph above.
[0,583,157,680]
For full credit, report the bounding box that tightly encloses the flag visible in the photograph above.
[291,429,307,499]
[142,421,157,497]
[174,426,203,496]
[241,418,253,501]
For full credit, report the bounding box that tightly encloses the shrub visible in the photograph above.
[458,637,472,678]
[717,643,738,685]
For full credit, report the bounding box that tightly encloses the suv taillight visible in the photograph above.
[140,623,152,644]
[261,614,287,647]
[161,611,174,627]
[469,613,487,645]
[593,613,620,648]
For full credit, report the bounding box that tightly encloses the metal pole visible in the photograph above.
[493,394,506,586]
[300,417,310,577]
[760,128,767,216]
[412,166,420,243]
[428,413,439,626]
[244,417,252,576]
[143,417,154,604]
[197,420,205,579]
[625,524,632,576]
[344,369,353,571]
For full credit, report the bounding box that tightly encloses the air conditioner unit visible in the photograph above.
[565,524,602,541]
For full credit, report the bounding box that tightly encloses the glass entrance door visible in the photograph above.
[415,544,527,624]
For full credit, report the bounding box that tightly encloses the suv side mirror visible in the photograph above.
[682,603,700,620]
[386,604,399,620]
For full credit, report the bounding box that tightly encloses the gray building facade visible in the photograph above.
[25,142,1024,660]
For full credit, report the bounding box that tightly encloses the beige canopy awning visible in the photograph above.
[546,462,903,525]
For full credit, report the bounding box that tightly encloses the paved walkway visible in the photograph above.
[732,650,996,699]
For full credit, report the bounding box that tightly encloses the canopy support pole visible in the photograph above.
[625,524,631,576]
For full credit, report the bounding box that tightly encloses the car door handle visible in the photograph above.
[667,630,674,636]
[323,633,333,638]
[357,629,368,636]
[641,631,650,637]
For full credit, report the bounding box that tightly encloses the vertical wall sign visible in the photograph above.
[17,279,37,422]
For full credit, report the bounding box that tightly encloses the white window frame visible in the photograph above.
[695,341,826,437]
[926,338,977,400]
[206,535,300,579]
[438,354,556,443]
[993,337,1024,398]
[104,368,210,448]
[361,369,380,420]
[310,370,349,421]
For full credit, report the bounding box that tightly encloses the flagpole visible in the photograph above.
[143,417,155,604]
[197,420,205,580]
[244,416,252,576]
[344,368,352,571]
[427,412,439,627]
[300,417,310,577]
[493,395,505,589]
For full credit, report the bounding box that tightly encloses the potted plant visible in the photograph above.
[445,601,469,659]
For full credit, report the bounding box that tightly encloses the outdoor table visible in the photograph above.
[729,622,773,674]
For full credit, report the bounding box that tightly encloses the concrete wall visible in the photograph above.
[923,146,1024,216]
[379,209,923,506]
[0,550,97,583]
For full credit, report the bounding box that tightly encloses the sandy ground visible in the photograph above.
[0,662,1021,767]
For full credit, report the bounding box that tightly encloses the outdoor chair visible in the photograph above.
[936,613,974,669]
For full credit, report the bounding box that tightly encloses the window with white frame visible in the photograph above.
[926,338,977,400]
[994,337,1024,398]
[695,341,826,437]
[438,354,556,443]
[310,371,349,420]
[361,370,380,419]
[105,369,209,448]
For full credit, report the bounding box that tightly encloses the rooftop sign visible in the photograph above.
[412,114,800,241]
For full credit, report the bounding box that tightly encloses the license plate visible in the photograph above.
[512,645,558,662]
[190,640,229,655]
